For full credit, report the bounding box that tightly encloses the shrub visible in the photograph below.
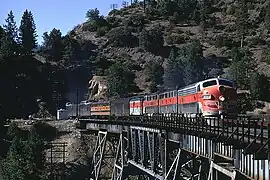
[246,36,266,47]
[165,33,189,45]
[215,35,237,49]
[139,26,164,53]
[125,14,147,28]
[108,9,121,16]
[96,26,109,37]
[31,121,58,141]
[107,26,138,47]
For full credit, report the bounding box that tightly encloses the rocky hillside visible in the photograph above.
[59,0,270,94]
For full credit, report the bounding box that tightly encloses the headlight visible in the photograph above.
[219,96,225,101]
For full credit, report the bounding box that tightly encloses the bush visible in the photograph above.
[108,9,121,16]
[107,26,138,47]
[82,21,99,32]
[125,14,147,28]
[31,121,58,141]
[165,33,189,45]
[246,36,266,47]
[139,26,164,53]
[96,26,109,37]
[215,35,237,49]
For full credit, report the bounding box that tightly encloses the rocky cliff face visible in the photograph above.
[88,76,108,100]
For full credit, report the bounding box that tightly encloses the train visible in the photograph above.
[65,77,238,119]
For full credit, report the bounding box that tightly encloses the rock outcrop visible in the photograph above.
[88,76,108,100]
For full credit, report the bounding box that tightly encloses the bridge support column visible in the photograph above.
[90,130,119,180]
[111,131,129,180]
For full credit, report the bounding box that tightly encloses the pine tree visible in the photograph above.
[229,47,255,89]
[107,60,138,98]
[42,28,63,61]
[249,72,270,102]
[163,47,185,89]
[180,40,204,85]
[19,10,38,56]
[3,137,27,180]
[4,11,18,43]
[145,59,164,92]
[0,11,19,58]
[265,0,270,30]
[235,0,249,47]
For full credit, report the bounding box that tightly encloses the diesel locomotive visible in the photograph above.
[66,77,237,118]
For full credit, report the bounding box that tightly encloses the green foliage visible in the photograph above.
[249,72,270,102]
[42,28,64,61]
[125,14,147,29]
[164,41,204,88]
[228,47,255,89]
[144,60,164,92]
[96,26,109,37]
[107,26,138,47]
[6,122,24,140]
[265,0,270,30]
[235,0,249,47]
[86,8,100,21]
[0,11,19,58]
[215,35,237,49]
[246,36,266,47]
[3,129,46,180]
[85,8,109,32]
[180,40,204,85]
[237,92,254,113]
[3,11,18,42]
[91,55,111,76]
[139,25,163,53]
[31,121,58,141]
[165,33,188,45]
[19,10,38,56]
[107,60,139,98]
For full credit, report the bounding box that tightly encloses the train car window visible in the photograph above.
[219,79,234,87]
[202,80,217,88]
[197,85,201,92]
[170,92,173,97]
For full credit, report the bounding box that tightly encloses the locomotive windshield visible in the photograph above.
[218,79,234,87]
[202,80,217,88]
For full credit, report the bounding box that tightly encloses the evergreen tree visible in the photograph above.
[0,11,19,58]
[139,25,163,53]
[3,137,27,180]
[235,0,249,47]
[164,47,185,89]
[249,72,270,102]
[229,47,255,89]
[4,11,18,43]
[265,0,270,30]
[145,59,164,92]
[180,40,204,85]
[19,10,38,56]
[107,60,138,98]
[42,28,63,61]
[86,8,100,21]
[3,127,46,180]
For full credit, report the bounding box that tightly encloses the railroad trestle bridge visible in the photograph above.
[77,114,269,180]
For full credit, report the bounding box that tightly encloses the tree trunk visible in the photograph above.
[240,36,244,47]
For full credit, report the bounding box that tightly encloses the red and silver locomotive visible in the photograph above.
[130,77,237,117]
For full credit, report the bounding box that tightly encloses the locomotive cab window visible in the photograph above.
[219,79,234,87]
[202,80,217,88]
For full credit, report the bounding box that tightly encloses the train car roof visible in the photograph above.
[91,101,110,105]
